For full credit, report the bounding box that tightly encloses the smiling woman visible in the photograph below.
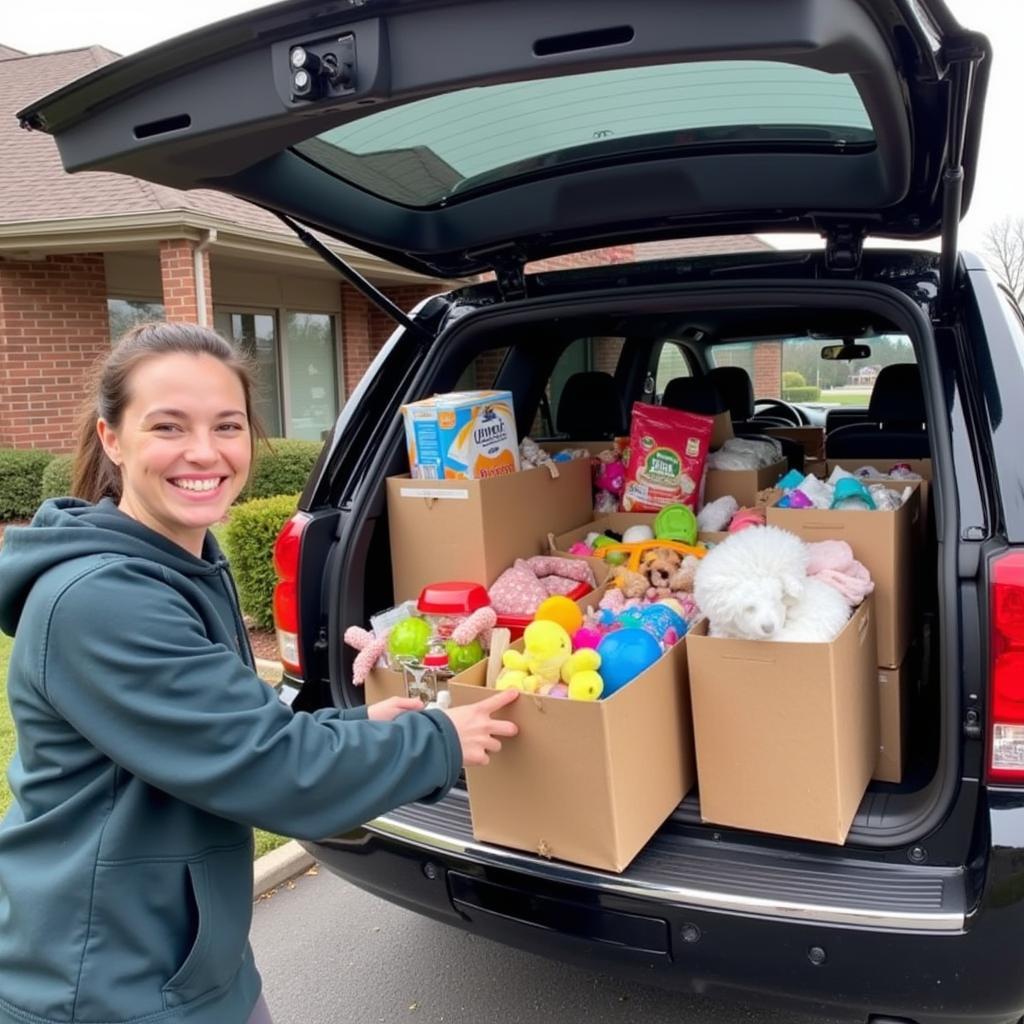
[0,322,516,1024]
[94,354,254,556]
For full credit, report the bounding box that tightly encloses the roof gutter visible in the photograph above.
[0,211,447,285]
[193,228,217,326]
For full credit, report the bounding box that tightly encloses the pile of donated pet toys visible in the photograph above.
[344,418,922,708]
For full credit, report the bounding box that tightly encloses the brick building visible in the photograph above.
[1,44,775,453]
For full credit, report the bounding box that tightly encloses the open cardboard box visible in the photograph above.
[361,568,606,703]
[703,458,787,507]
[449,591,700,873]
[386,456,593,600]
[827,458,931,546]
[766,483,920,668]
[764,426,825,461]
[686,598,878,845]
[548,514,726,584]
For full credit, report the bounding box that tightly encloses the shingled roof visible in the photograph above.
[0,45,326,235]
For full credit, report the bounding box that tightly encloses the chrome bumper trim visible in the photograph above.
[362,815,965,933]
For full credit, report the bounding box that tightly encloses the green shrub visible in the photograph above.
[781,370,807,389]
[0,449,55,520]
[242,439,321,501]
[39,454,75,501]
[781,386,822,403]
[223,494,299,629]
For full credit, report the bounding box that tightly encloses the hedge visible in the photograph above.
[781,386,822,403]
[39,454,75,502]
[0,449,55,519]
[241,439,322,501]
[781,370,807,389]
[223,494,299,630]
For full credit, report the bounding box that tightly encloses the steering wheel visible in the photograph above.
[752,397,808,426]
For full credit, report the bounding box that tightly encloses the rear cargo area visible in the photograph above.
[336,276,964,867]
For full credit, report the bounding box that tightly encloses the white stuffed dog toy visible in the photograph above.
[693,525,851,643]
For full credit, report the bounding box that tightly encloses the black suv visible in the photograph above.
[24,3,1024,1021]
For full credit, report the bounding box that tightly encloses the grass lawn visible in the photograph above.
[0,600,287,862]
[818,390,872,406]
[0,634,13,820]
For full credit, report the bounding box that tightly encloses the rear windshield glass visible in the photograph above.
[296,60,873,208]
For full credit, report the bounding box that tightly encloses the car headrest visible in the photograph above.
[661,376,728,416]
[867,363,925,423]
[706,366,754,420]
[555,371,628,438]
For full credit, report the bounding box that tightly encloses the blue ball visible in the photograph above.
[596,628,663,696]
[637,604,686,639]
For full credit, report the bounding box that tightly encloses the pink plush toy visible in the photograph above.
[343,625,389,686]
[805,540,874,605]
[728,507,766,533]
[595,459,625,496]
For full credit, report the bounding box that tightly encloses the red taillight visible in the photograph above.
[272,512,311,675]
[989,551,1024,783]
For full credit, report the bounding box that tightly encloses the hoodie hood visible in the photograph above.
[0,497,222,636]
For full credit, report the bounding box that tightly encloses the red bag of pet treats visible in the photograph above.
[621,402,714,512]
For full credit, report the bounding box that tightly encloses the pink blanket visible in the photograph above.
[805,540,874,606]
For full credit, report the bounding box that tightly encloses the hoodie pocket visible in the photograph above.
[162,845,253,1008]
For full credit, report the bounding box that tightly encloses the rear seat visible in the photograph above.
[662,376,803,471]
[555,371,628,439]
[825,364,929,459]
[824,407,871,435]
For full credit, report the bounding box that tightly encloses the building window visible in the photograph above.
[214,308,342,440]
[215,310,284,437]
[283,312,340,441]
[108,298,165,343]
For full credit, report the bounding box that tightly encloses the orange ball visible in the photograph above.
[534,595,583,636]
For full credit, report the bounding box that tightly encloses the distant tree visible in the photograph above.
[983,216,1024,305]
[782,370,806,389]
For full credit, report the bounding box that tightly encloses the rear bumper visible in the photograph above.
[304,794,1024,1024]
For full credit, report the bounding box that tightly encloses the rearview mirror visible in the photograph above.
[821,343,872,360]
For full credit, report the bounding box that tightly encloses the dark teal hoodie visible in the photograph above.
[0,498,462,1024]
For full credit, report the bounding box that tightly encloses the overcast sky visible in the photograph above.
[3,0,1019,255]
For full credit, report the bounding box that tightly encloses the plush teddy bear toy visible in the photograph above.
[611,565,649,599]
[668,554,700,594]
[641,547,683,599]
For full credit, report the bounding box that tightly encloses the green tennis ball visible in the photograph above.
[605,550,628,566]
[387,617,431,661]
[446,638,485,674]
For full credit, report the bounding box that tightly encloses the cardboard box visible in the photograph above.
[874,659,910,784]
[387,457,593,600]
[549,512,668,555]
[449,615,700,872]
[804,459,827,479]
[766,484,920,668]
[364,660,486,706]
[765,426,825,461]
[548,515,723,581]
[827,459,931,546]
[703,458,787,507]
[686,599,878,845]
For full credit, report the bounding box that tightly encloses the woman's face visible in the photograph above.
[97,352,252,556]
